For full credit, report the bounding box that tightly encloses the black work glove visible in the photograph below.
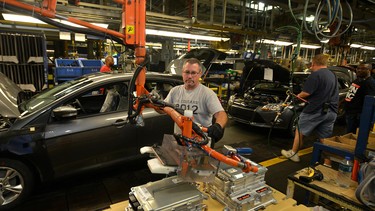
[207,123,224,143]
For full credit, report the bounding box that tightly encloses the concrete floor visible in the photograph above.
[14,119,346,211]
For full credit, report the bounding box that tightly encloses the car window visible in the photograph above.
[19,77,92,116]
[58,82,129,118]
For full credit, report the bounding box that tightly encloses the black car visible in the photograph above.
[165,48,232,76]
[227,60,351,136]
[0,71,182,210]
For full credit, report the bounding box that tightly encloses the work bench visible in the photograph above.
[286,165,368,211]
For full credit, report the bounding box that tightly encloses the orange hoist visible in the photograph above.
[0,0,258,174]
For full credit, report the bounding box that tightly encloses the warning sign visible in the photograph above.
[126,25,135,34]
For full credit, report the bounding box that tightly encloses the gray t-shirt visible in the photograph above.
[165,83,224,127]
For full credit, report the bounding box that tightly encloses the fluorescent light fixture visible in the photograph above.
[2,13,108,28]
[249,2,273,11]
[256,39,293,46]
[293,44,321,49]
[146,42,162,47]
[361,46,375,50]
[146,29,229,42]
[350,44,363,48]
[320,39,329,43]
[2,13,46,24]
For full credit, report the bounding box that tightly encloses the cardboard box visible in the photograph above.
[322,133,375,152]
[321,136,355,152]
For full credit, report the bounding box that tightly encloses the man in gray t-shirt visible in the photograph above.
[164,58,228,143]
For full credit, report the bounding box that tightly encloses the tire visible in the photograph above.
[0,159,34,211]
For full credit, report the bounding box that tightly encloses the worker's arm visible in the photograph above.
[214,110,228,128]
[297,91,310,99]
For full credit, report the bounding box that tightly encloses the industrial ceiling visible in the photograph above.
[1,0,375,49]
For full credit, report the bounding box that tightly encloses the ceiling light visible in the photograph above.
[293,44,321,49]
[2,13,108,28]
[256,39,293,46]
[2,13,46,24]
[350,44,363,48]
[361,46,375,50]
[146,29,229,42]
[320,39,329,43]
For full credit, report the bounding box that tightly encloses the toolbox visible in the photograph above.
[128,176,206,211]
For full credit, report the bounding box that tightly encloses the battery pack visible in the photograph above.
[128,176,206,211]
[208,163,276,210]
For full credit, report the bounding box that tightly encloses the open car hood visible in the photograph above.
[165,48,228,75]
[0,72,22,118]
[242,60,290,83]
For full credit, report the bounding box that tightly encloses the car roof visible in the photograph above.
[80,71,182,83]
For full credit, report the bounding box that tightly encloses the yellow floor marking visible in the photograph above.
[259,147,313,167]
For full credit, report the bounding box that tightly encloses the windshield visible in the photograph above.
[19,77,92,116]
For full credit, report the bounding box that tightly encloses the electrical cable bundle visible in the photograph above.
[302,0,353,41]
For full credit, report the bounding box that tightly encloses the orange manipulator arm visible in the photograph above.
[123,0,147,97]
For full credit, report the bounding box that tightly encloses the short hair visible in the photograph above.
[312,54,329,66]
[357,62,372,70]
[105,56,114,66]
[183,58,203,72]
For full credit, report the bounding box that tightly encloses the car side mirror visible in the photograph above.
[52,105,77,120]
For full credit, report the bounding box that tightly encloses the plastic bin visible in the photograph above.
[55,59,83,78]
[80,59,103,75]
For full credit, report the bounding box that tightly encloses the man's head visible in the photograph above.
[356,62,372,78]
[105,56,114,67]
[182,58,203,90]
[310,54,329,71]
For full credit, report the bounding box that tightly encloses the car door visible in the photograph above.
[43,81,139,178]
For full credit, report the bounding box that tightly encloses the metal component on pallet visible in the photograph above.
[127,176,207,211]
[207,163,276,210]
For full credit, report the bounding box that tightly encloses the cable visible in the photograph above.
[302,0,353,41]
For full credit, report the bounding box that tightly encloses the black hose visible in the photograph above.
[127,56,150,122]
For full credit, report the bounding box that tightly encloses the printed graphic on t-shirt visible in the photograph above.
[175,102,199,114]
[345,83,360,102]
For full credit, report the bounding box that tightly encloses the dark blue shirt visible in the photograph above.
[302,68,339,114]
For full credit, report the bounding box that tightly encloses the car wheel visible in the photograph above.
[0,159,34,210]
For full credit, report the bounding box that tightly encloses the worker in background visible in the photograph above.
[345,63,375,134]
[100,56,114,73]
[281,54,339,162]
[163,58,228,145]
